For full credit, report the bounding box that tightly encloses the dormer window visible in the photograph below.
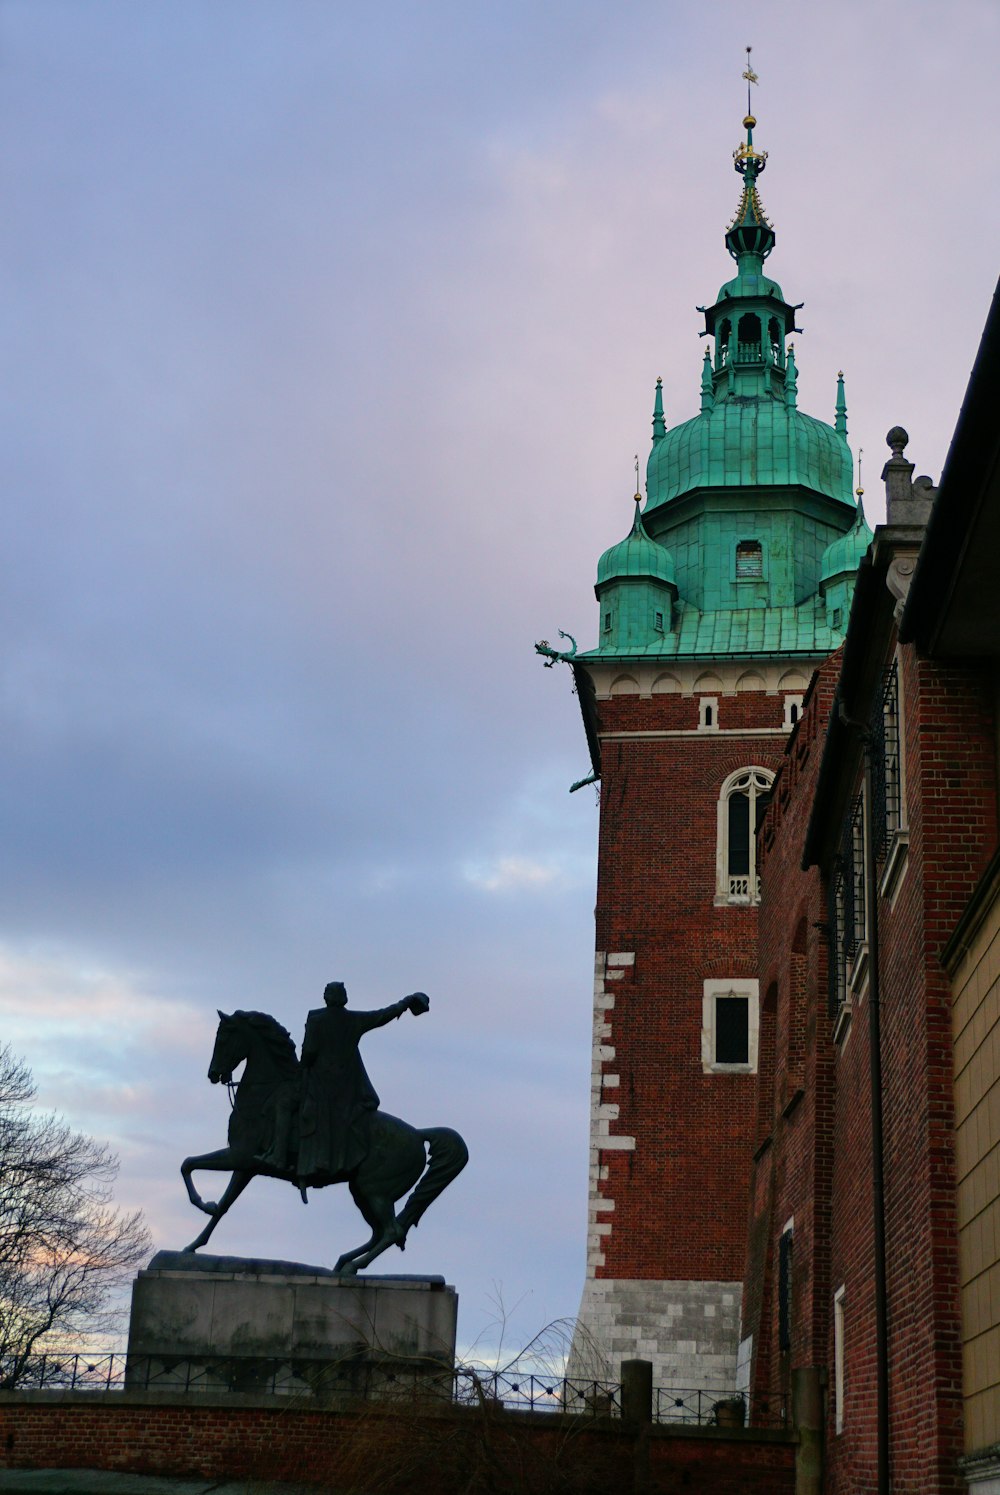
[736,540,763,578]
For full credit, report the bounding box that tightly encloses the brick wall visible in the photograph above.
[745,634,999,1494]
[592,685,789,1285]
[860,646,996,1494]
[0,1392,796,1493]
[743,657,839,1422]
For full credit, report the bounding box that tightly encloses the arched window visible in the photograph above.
[717,318,732,369]
[716,767,774,905]
[737,313,762,363]
[768,316,783,366]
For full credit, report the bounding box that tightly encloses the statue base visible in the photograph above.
[125,1251,458,1398]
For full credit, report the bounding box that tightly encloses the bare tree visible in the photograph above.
[0,1043,150,1386]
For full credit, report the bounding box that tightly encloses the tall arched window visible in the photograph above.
[716,767,774,905]
[717,318,732,369]
[737,312,762,363]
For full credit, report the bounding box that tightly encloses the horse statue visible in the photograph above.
[180,1007,468,1274]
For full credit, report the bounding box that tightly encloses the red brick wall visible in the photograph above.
[856,647,996,1495]
[745,636,999,1495]
[743,657,839,1420]
[0,1393,796,1493]
[593,685,790,1282]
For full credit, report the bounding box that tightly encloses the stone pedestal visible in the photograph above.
[126,1251,458,1398]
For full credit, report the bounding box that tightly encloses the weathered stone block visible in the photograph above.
[126,1251,457,1397]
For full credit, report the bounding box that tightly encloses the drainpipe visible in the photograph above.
[840,703,890,1495]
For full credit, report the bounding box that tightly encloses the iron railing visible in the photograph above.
[655,1386,787,1428]
[2,1352,787,1427]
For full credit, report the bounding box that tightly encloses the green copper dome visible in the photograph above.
[643,104,855,515]
[821,495,873,586]
[577,85,865,664]
[597,504,676,588]
[646,396,854,510]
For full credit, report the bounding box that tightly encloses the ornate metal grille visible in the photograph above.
[869,662,901,863]
[842,792,866,964]
[827,859,846,1020]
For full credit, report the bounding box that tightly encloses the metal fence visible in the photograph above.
[3,1352,786,1427]
[655,1386,787,1428]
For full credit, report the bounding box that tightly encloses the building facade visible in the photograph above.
[743,276,1000,1492]
[538,101,868,1392]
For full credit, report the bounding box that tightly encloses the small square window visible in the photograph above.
[783,694,804,731]
[736,540,763,578]
[603,612,612,633]
[699,696,719,731]
[716,997,749,1064]
[702,979,758,1072]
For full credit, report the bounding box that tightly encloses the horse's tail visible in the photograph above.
[397,1127,468,1236]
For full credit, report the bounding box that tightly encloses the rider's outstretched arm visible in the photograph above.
[353,994,429,1035]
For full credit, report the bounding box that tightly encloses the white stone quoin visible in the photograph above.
[566,953,741,1394]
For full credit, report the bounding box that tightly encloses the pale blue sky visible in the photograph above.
[1,0,997,1363]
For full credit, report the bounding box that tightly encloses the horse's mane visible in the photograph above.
[231,1010,299,1067]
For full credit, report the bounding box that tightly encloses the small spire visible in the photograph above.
[835,371,847,437]
[784,343,798,410]
[634,453,642,506]
[652,377,666,442]
[701,348,715,413]
[741,47,756,116]
[727,48,773,262]
[855,448,867,523]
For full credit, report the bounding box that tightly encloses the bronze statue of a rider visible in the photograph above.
[256,980,429,1183]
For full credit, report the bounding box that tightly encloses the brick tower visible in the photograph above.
[539,84,871,1392]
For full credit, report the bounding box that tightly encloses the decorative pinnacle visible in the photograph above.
[652,378,666,441]
[633,454,642,505]
[835,371,847,438]
[784,342,798,410]
[742,45,758,113]
[856,448,864,501]
[700,348,715,413]
[734,46,766,177]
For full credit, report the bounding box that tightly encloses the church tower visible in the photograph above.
[539,76,870,1392]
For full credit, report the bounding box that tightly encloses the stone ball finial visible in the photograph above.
[886,426,909,457]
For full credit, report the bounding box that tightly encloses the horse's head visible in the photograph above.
[208,1010,249,1085]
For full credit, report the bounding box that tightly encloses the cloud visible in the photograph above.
[0,0,997,1361]
[462,854,582,894]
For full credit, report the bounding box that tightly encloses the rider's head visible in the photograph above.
[324,981,348,1008]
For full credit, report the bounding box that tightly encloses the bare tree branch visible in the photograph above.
[0,1043,150,1386]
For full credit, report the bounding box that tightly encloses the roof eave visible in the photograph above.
[899,276,1000,655]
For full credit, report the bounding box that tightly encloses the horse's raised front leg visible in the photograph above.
[182,1169,252,1253]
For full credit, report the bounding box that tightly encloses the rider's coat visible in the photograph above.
[297,1002,406,1180]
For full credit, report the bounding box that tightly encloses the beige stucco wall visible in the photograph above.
[952,893,1000,1456]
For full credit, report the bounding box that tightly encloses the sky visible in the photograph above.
[1,0,997,1367]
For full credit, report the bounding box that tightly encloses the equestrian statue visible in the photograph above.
[180,982,468,1274]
